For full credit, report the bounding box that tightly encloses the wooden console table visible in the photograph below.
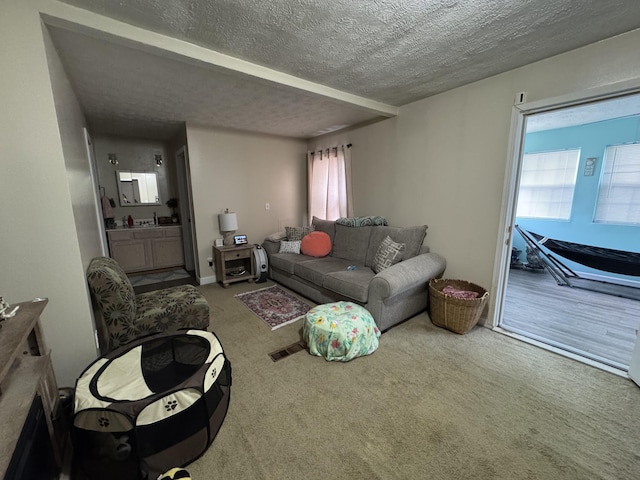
[0,298,61,477]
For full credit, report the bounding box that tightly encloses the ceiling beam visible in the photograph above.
[38,0,398,118]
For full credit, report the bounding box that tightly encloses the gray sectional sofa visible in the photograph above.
[262,217,446,332]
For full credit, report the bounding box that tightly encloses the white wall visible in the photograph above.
[1,0,98,387]
[44,23,105,268]
[309,27,640,324]
[186,124,307,280]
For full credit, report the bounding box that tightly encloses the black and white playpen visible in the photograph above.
[72,329,231,479]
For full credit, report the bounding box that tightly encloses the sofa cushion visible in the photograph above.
[372,235,405,273]
[285,225,315,241]
[279,240,301,254]
[301,231,332,257]
[270,253,313,274]
[365,225,428,266]
[332,224,373,264]
[86,256,136,324]
[295,257,354,287]
[266,230,286,242]
[136,285,210,332]
[312,216,336,247]
[323,268,376,303]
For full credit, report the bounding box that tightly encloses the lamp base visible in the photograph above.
[222,231,236,246]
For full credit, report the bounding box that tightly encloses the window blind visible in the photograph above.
[594,143,640,225]
[516,149,580,220]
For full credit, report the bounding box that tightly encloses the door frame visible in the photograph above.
[85,128,108,256]
[175,146,198,275]
[490,79,640,378]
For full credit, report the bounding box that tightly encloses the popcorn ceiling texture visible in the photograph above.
[49,26,378,139]
[51,0,640,138]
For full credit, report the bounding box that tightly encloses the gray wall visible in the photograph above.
[309,27,640,325]
[186,124,307,282]
[93,134,176,224]
[1,1,99,386]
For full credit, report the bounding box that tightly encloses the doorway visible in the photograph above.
[175,146,197,276]
[85,128,108,256]
[495,88,640,374]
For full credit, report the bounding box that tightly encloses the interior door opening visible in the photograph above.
[496,91,640,375]
[175,146,197,275]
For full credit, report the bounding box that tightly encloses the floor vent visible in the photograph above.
[268,341,306,362]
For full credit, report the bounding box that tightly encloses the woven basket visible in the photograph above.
[429,279,489,334]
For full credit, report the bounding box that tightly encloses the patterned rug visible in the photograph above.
[235,285,312,330]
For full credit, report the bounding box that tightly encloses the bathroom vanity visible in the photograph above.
[107,225,184,273]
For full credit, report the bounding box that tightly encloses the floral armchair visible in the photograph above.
[86,256,210,354]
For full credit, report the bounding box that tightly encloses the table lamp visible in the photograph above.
[218,210,238,246]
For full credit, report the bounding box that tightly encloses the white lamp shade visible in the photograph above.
[218,212,238,232]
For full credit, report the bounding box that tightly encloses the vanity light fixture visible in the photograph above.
[155,154,163,167]
[108,153,118,165]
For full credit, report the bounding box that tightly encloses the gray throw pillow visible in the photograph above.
[372,235,405,273]
[285,225,315,241]
[279,240,301,254]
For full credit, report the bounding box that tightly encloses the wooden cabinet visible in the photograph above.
[0,299,62,477]
[152,227,185,268]
[213,245,255,287]
[107,226,184,273]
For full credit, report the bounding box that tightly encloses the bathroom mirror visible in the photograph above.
[116,170,161,206]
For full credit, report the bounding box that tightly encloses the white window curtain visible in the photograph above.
[307,145,353,221]
[595,143,640,225]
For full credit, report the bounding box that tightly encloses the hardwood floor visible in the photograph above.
[501,268,640,370]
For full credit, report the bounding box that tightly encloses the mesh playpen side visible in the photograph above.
[72,330,231,480]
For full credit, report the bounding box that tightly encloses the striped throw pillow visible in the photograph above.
[372,236,405,273]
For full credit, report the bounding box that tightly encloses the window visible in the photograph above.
[594,143,640,225]
[516,149,580,220]
[307,145,353,221]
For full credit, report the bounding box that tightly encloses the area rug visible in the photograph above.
[235,285,311,330]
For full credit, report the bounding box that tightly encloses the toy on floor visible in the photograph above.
[158,467,191,480]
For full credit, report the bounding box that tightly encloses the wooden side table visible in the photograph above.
[213,245,255,288]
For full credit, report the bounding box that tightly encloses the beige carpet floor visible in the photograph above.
[190,280,640,480]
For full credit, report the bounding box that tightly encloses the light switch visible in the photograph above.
[265,202,270,210]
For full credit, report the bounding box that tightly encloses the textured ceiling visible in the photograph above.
[47,26,382,139]
[48,0,640,139]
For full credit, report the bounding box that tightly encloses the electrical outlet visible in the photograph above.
[207,257,213,267]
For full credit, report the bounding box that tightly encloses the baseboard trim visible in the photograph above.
[492,326,629,378]
[198,274,217,285]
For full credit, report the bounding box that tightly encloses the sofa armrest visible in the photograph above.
[369,252,446,300]
[262,239,281,256]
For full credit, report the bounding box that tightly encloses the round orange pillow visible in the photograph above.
[300,231,332,257]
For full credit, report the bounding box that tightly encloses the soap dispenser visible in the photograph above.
[127,215,134,228]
